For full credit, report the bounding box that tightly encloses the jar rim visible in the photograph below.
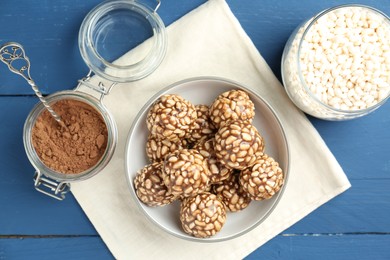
[23,91,117,182]
[296,4,390,114]
[79,0,167,83]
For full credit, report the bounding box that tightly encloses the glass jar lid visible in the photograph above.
[79,0,167,83]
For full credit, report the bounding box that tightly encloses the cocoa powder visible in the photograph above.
[32,99,108,174]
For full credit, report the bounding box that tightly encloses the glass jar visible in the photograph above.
[281,4,390,120]
[0,0,166,199]
[79,0,167,82]
[24,90,117,200]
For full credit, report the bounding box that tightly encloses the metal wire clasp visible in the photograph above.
[76,70,116,101]
[33,171,71,200]
[154,0,161,13]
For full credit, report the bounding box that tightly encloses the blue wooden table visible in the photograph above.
[1,0,389,259]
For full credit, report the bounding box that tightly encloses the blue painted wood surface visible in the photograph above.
[0,0,389,259]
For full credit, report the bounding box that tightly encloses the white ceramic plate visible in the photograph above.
[125,77,289,242]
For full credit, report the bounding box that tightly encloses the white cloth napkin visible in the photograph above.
[72,0,351,259]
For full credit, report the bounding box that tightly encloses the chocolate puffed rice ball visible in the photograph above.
[162,149,210,198]
[180,192,227,238]
[214,120,265,170]
[134,162,176,207]
[213,173,251,212]
[146,135,188,163]
[146,94,197,142]
[239,154,284,201]
[193,137,233,184]
[188,104,216,143]
[209,89,255,129]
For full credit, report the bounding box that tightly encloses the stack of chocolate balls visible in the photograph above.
[134,89,285,238]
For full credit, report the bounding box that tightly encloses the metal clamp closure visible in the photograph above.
[33,171,71,200]
[154,0,161,13]
[77,70,116,101]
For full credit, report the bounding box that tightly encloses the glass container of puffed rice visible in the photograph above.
[281,4,390,120]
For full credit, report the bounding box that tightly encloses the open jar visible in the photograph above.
[79,0,167,82]
[281,4,390,120]
[0,0,167,200]
[24,90,117,200]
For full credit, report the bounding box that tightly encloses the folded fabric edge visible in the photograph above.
[241,182,351,259]
[71,181,351,259]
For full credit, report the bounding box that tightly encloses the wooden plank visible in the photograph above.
[0,0,103,95]
[247,234,390,260]
[0,236,113,260]
[285,179,390,234]
[1,234,389,259]
[309,101,390,180]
